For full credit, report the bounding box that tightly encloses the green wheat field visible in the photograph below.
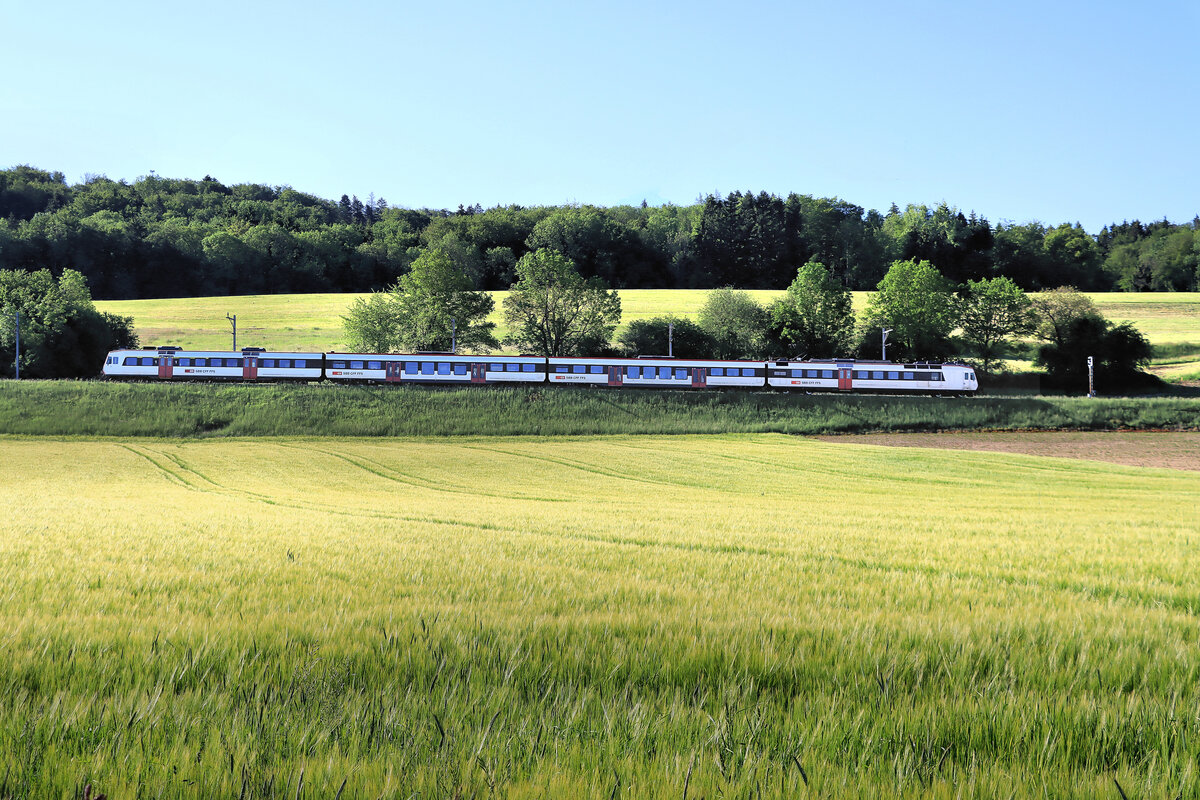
[2,435,1198,799]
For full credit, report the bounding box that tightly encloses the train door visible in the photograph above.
[243,354,258,380]
[158,353,173,379]
[837,367,852,391]
[691,367,707,388]
[471,363,487,384]
[608,366,623,387]
[385,361,403,383]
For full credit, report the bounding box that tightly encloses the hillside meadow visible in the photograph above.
[94,290,1200,352]
[2,434,1199,799]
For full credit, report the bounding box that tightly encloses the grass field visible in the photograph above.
[1,434,1198,799]
[2,382,1199,437]
[94,291,1200,353]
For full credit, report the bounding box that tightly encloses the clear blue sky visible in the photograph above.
[3,0,1197,231]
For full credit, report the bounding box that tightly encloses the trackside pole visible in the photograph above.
[1087,355,1095,397]
[13,310,19,380]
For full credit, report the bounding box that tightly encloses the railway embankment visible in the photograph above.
[1,381,1198,437]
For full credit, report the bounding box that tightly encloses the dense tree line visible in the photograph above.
[1,165,1197,299]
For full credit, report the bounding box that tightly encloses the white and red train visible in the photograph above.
[102,347,979,393]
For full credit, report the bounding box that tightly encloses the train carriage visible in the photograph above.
[102,347,322,381]
[765,359,977,393]
[323,353,544,384]
[546,357,765,388]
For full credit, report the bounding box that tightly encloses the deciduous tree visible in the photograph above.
[697,288,770,359]
[862,259,956,360]
[958,277,1036,372]
[768,260,855,358]
[503,249,621,356]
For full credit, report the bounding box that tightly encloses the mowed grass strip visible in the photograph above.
[94,290,1200,352]
[1,435,1198,799]
[3,381,1200,437]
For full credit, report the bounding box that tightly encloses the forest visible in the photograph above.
[0,165,1197,299]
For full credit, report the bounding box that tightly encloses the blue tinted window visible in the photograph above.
[296,359,307,368]
[555,366,568,373]
[822,370,833,378]
[177,358,190,366]
[903,372,913,380]
[453,364,467,375]
[870,371,881,379]
[260,359,273,368]
[405,362,418,373]
[888,371,899,380]
[572,365,585,374]
[349,360,363,369]
[742,368,755,377]
[674,369,687,380]
[437,363,451,375]
[506,363,519,371]
[656,367,669,379]
[279,359,291,368]
[123,357,136,365]
[710,367,723,376]
[421,362,435,374]
[331,361,346,369]
[791,369,802,378]
[625,367,639,378]
[368,361,382,370]
[589,365,603,374]
[491,363,504,371]
[523,364,535,372]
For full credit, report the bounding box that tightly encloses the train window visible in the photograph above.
[571,365,585,374]
[625,367,639,378]
[589,365,604,374]
[709,367,723,376]
[453,364,467,375]
[656,367,669,379]
[790,370,802,378]
[367,361,382,370]
[435,363,450,375]
[523,364,535,372]
[741,368,754,377]
[903,372,913,380]
[505,364,518,371]
[674,369,687,380]
[296,359,307,368]
[888,371,898,380]
[822,370,833,378]
[330,361,345,369]
[490,363,504,371]
[421,363,436,374]
[932,373,943,381]
[260,359,273,368]
[277,359,289,368]
[402,362,416,373]
[122,357,134,365]
[349,360,363,369]
[555,366,568,373]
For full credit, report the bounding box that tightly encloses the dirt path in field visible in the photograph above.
[811,431,1200,471]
